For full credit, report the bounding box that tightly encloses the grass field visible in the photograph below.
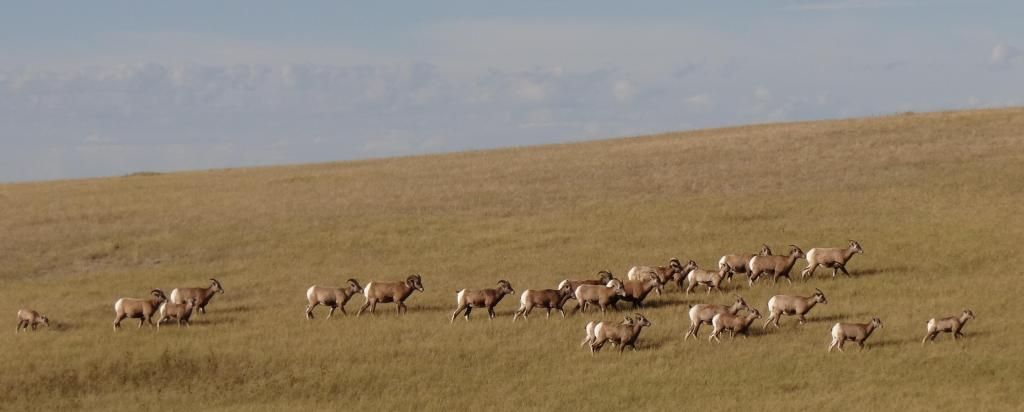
[1,108,1022,411]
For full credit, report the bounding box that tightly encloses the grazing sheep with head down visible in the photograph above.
[356,274,424,316]
[828,318,882,352]
[305,279,364,320]
[169,278,225,315]
[113,289,167,330]
[16,309,49,333]
[451,280,515,322]
[801,240,864,280]
[922,309,975,344]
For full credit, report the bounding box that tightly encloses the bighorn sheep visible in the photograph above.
[627,258,692,292]
[748,245,805,286]
[684,263,728,295]
[157,297,197,329]
[718,244,773,283]
[16,309,49,333]
[557,271,615,298]
[618,273,664,308]
[572,280,627,315]
[590,313,652,354]
[828,318,882,352]
[451,280,515,322]
[513,283,573,321]
[685,295,751,340]
[356,274,424,316]
[580,317,634,348]
[801,240,864,280]
[113,289,167,330]
[764,288,828,328]
[922,309,975,344]
[169,278,225,314]
[709,308,762,342]
[305,279,364,320]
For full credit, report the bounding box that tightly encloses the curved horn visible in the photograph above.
[815,288,823,293]
[347,278,359,285]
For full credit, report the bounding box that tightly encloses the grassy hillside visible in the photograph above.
[1,108,1022,411]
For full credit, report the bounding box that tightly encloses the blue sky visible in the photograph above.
[1,0,1022,182]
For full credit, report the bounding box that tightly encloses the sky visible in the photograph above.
[1,0,1022,182]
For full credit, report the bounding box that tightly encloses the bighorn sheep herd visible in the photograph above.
[14,239,979,356]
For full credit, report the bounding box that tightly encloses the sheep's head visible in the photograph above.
[151,289,167,301]
[748,308,762,320]
[871,318,883,328]
[597,270,615,283]
[963,309,975,320]
[407,274,424,292]
[347,278,363,294]
[788,245,806,259]
[497,280,515,296]
[813,288,828,304]
[210,278,225,294]
[633,314,651,327]
[680,260,698,275]
[40,316,50,327]
[849,240,864,255]
[558,282,573,295]
[759,244,773,256]
[733,294,750,312]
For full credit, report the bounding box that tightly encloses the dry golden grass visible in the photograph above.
[1,108,1023,411]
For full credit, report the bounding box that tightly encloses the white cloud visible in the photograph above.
[612,80,634,103]
[990,43,1024,69]
[754,86,772,101]
[685,94,712,110]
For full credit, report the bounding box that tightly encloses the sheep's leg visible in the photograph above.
[199,306,207,315]
[356,300,371,317]
[450,305,466,323]
[858,341,865,350]
[138,318,145,328]
[113,314,126,330]
[396,302,405,315]
[327,306,337,320]
[685,283,696,295]
[710,329,721,343]
[305,303,317,320]
[783,275,792,285]
[463,307,473,321]
[801,264,818,280]
[369,301,378,314]
[487,307,496,320]
[838,265,851,277]
[545,308,552,319]
[558,308,566,318]
[797,315,807,325]
[828,339,838,352]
